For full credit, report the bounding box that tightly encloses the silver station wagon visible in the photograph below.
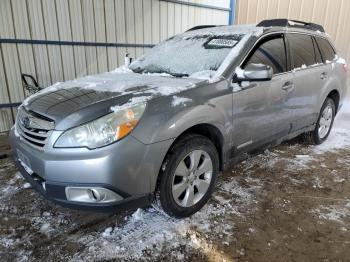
[10,19,347,217]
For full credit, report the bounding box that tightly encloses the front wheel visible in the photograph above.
[304,98,336,145]
[156,134,219,218]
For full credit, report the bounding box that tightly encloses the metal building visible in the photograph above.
[0,0,232,132]
[236,0,350,79]
[1,0,349,133]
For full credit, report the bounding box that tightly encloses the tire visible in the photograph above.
[156,134,219,218]
[303,97,336,145]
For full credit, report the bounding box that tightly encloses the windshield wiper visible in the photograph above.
[168,72,189,78]
[130,67,189,78]
[135,69,189,78]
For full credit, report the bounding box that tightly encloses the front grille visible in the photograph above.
[16,108,54,149]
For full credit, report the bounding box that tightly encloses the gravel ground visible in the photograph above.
[0,103,349,262]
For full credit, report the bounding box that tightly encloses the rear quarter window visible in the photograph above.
[315,37,336,62]
[288,34,317,68]
[312,37,323,64]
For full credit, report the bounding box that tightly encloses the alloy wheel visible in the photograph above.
[171,150,213,207]
[318,103,333,139]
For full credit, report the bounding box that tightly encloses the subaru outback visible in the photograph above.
[10,19,347,217]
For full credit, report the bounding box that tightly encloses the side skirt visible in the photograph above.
[222,124,315,171]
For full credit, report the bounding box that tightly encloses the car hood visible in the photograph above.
[23,71,202,130]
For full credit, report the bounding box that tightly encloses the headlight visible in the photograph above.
[55,103,146,149]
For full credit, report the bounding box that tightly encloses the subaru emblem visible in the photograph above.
[22,116,30,129]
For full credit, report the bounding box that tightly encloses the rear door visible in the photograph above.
[232,33,294,152]
[314,36,341,109]
[286,33,325,132]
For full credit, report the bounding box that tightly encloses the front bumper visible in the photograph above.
[14,156,151,212]
[10,128,173,212]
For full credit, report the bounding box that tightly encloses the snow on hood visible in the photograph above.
[23,70,203,108]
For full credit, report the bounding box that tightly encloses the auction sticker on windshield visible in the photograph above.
[206,38,238,48]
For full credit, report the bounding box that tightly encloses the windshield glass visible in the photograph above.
[129,34,244,77]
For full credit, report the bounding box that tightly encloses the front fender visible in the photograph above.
[133,100,231,144]
[132,82,233,147]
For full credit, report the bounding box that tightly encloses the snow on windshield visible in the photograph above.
[23,25,264,107]
[129,34,244,76]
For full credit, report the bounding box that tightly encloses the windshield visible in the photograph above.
[129,34,244,77]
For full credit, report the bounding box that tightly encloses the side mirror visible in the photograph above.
[235,63,273,82]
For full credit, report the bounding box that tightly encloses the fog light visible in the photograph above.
[65,187,123,203]
[88,188,103,202]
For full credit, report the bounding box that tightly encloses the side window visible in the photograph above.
[316,37,336,62]
[288,34,317,68]
[243,35,287,74]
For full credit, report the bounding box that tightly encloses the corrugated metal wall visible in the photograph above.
[236,0,350,78]
[0,0,231,132]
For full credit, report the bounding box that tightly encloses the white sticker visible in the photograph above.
[207,38,238,48]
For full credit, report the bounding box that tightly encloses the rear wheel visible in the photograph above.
[303,98,336,145]
[156,134,219,218]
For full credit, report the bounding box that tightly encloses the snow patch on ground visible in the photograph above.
[39,223,52,235]
[313,202,350,223]
[0,237,15,248]
[72,175,262,261]
[312,176,324,189]
[286,155,315,171]
[0,172,22,203]
[23,182,31,189]
[31,211,73,238]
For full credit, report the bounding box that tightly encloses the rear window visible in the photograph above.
[315,37,336,62]
[288,34,317,68]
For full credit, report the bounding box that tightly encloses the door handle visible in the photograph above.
[282,81,294,91]
[320,72,328,80]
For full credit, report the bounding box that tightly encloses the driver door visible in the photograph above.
[231,33,294,152]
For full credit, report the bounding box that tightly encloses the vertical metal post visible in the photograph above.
[228,0,236,25]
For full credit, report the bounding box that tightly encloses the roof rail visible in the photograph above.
[186,25,223,32]
[257,19,325,33]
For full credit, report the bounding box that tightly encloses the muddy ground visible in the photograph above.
[1,107,350,261]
